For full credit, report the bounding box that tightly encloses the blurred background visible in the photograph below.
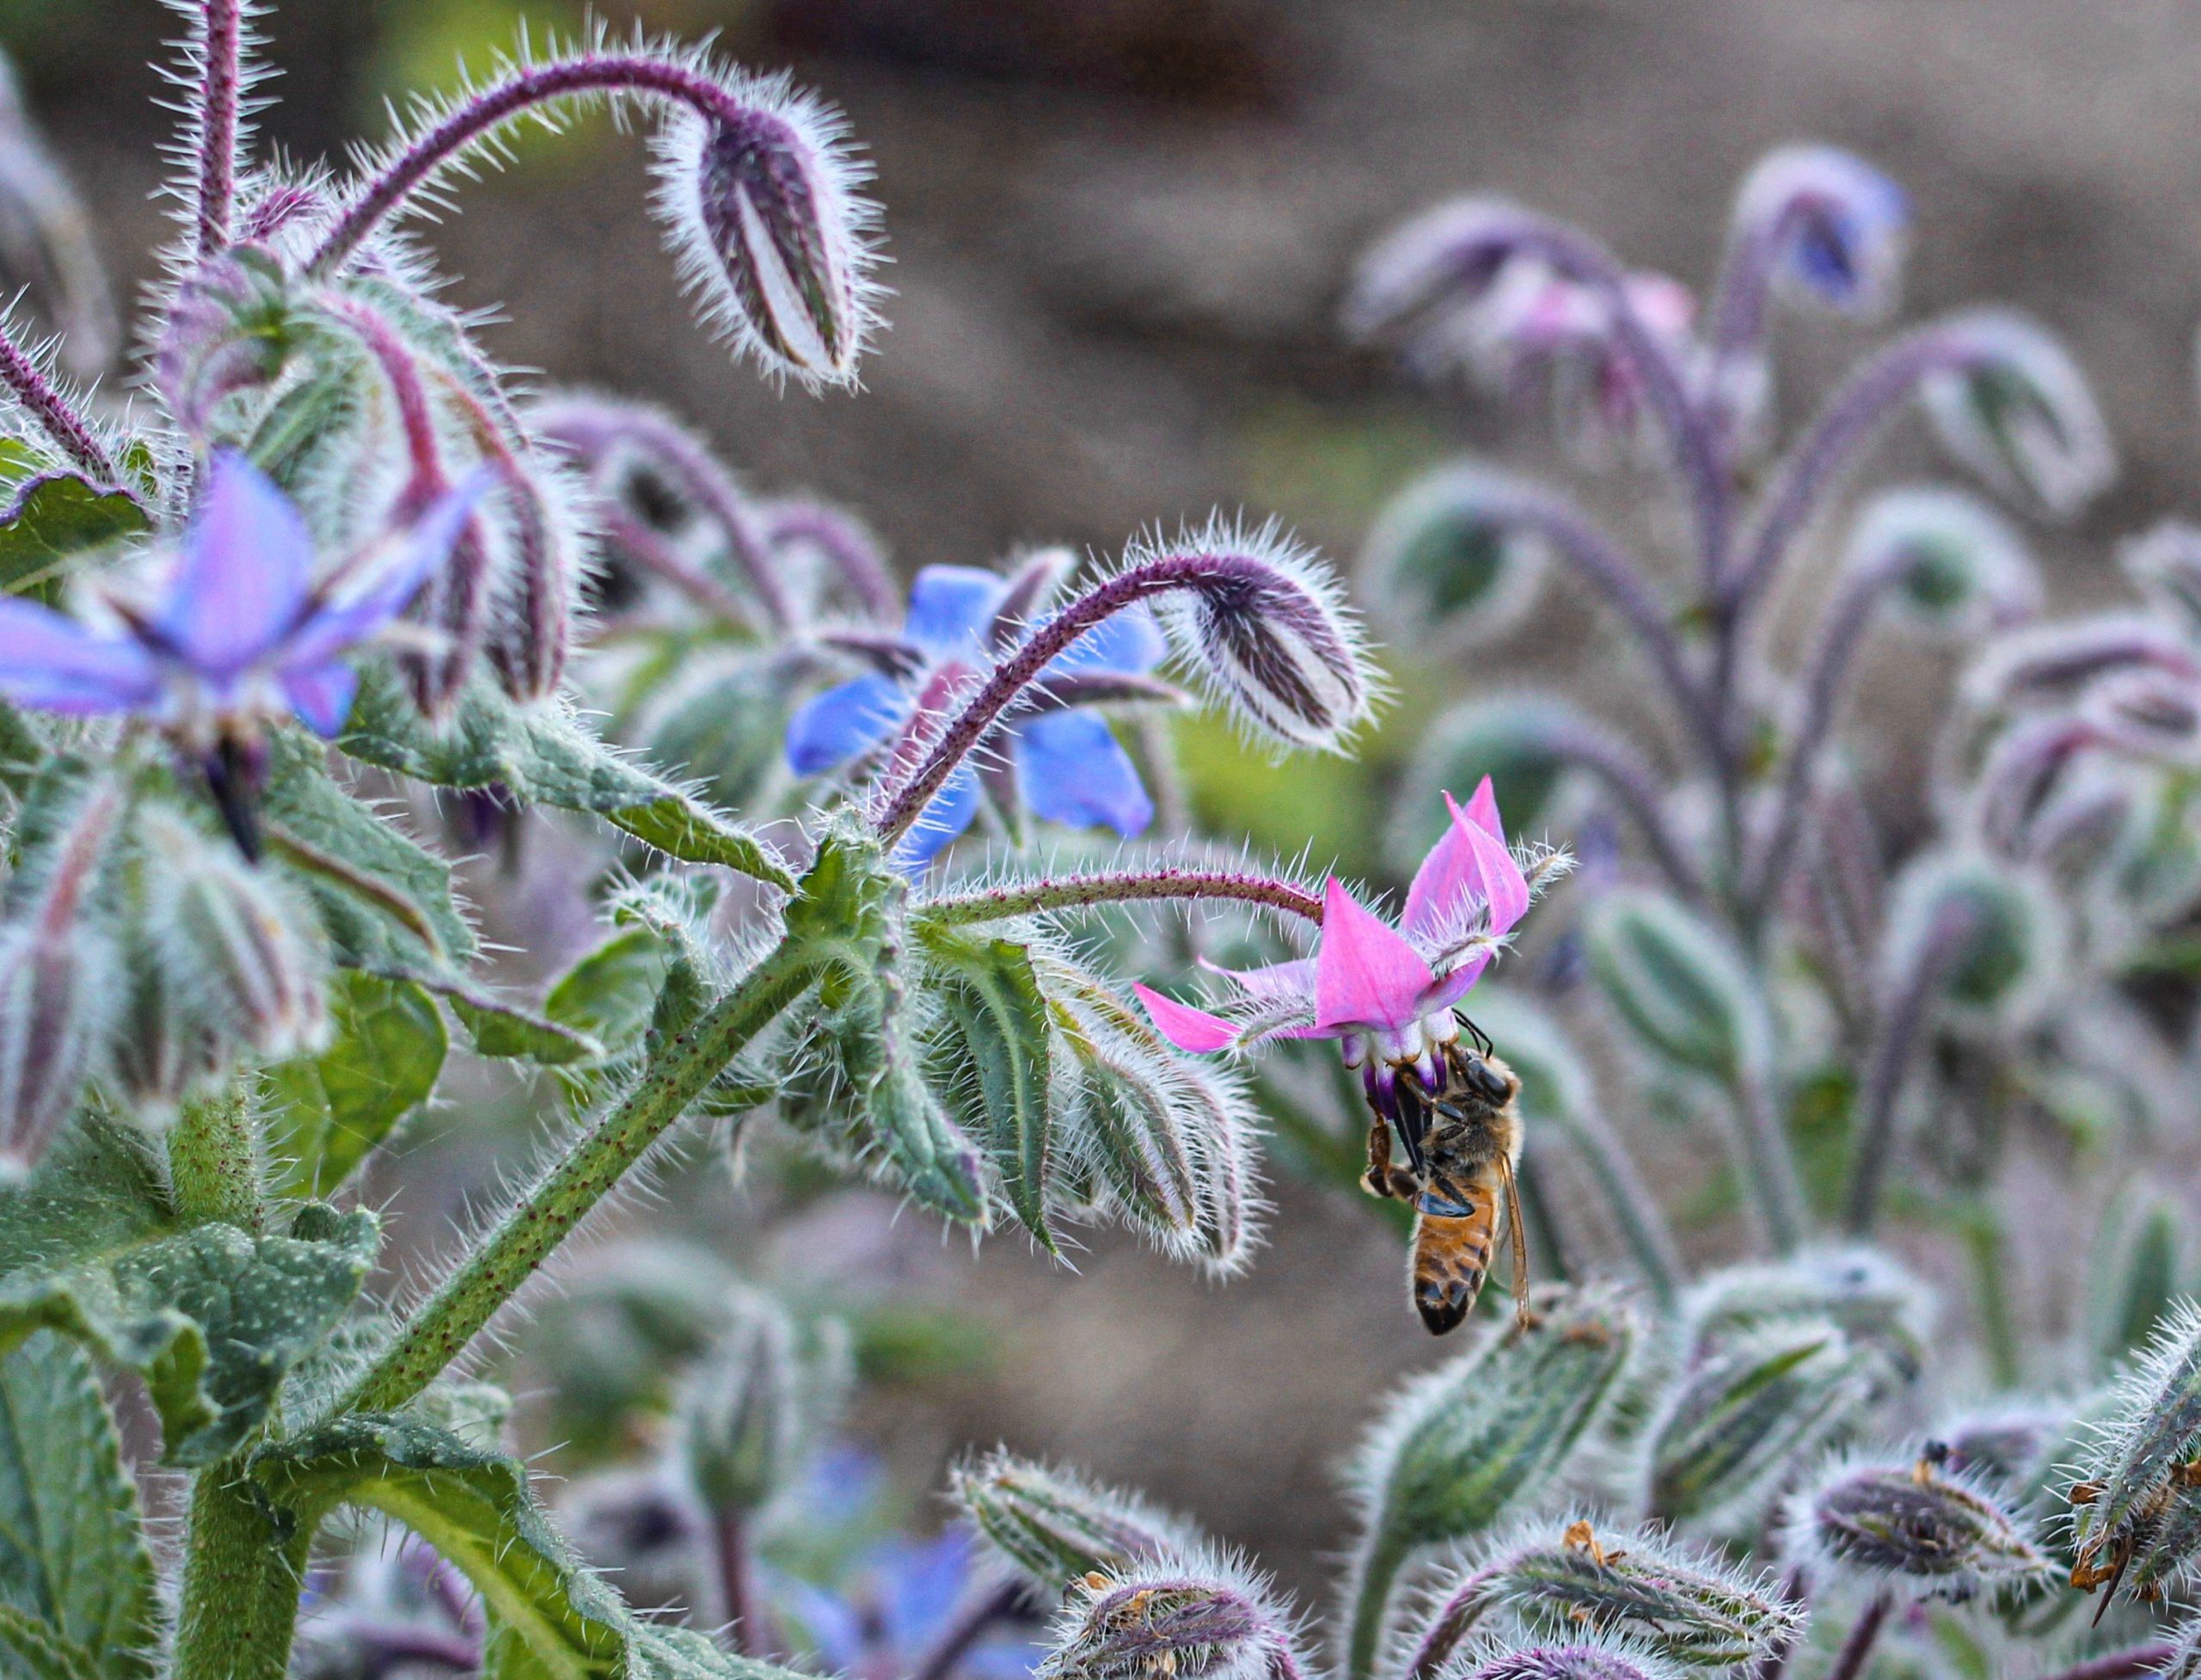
[15,0,2201,1605]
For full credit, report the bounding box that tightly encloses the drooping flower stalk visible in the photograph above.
[193,0,246,257]
[0,320,118,481]
[917,868,1326,929]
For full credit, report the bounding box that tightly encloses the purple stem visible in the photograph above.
[1451,479,1716,757]
[1746,549,1907,917]
[907,1577,1027,1680]
[1396,1566,1499,1680]
[1535,713,1703,902]
[714,1506,757,1659]
[1841,899,1980,1233]
[598,508,759,628]
[763,500,901,622]
[193,0,244,257]
[1824,1595,1889,1680]
[1487,215,1730,587]
[0,323,116,482]
[2038,1646,2179,1680]
[874,552,1324,847]
[1725,324,1987,625]
[918,868,1326,929]
[307,53,770,279]
[536,402,793,630]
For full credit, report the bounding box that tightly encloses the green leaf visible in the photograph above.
[0,474,150,603]
[250,1414,816,1680]
[0,1334,158,1679]
[919,929,1056,1248]
[0,1199,379,1465]
[337,671,794,891]
[426,970,603,1066]
[546,928,673,1056]
[261,728,475,970]
[265,972,448,1198]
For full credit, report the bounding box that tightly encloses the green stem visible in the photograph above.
[1727,1067,1806,1254]
[1341,1532,1411,1680]
[169,1082,265,1231]
[173,1471,312,1680]
[1960,1200,2022,1389]
[336,935,822,1415]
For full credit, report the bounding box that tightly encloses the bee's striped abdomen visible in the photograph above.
[1410,1162,1502,1335]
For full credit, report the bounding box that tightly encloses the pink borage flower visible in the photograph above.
[1132,778,1532,1129]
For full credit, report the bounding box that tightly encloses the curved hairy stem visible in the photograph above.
[1547,1101,1682,1307]
[1842,899,1977,1232]
[308,53,769,279]
[908,1579,1027,1680]
[918,868,1326,929]
[1729,1064,1807,1254]
[193,0,245,256]
[1531,711,1703,903]
[0,322,117,481]
[1745,553,1903,918]
[1451,481,1717,760]
[761,500,901,622]
[1726,325,1985,625]
[335,934,822,1416]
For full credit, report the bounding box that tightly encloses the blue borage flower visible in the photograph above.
[786,561,1167,870]
[773,1527,1039,1680]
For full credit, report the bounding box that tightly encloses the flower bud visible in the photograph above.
[2088,1188,2187,1370]
[155,244,292,432]
[145,809,327,1058]
[477,450,581,704]
[1456,1640,1685,1680]
[952,1452,1193,1591]
[2122,520,2201,639]
[1181,1061,1261,1277]
[681,1289,800,1517]
[1039,1553,1302,1680]
[1844,487,2040,639]
[1584,890,1769,1086]
[2163,1620,2201,1680]
[1137,518,1375,752]
[1493,1518,1803,1668]
[1788,1452,2049,1600]
[1343,1288,1637,1680]
[1644,1322,1877,1526]
[1359,466,1550,653]
[0,920,108,1176]
[2069,1302,2201,1604]
[1921,310,2116,517]
[1731,145,1908,317]
[1964,616,2201,714]
[1683,1249,1935,1389]
[653,81,880,389]
[1344,195,1533,344]
[1879,849,2060,1023]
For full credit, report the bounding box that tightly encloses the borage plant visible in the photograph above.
[0,9,1428,1679]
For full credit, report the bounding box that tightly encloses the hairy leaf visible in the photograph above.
[0,473,149,603]
[265,971,448,1197]
[920,929,1056,1248]
[0,1334,157,1678]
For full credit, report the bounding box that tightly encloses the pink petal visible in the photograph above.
[1131,984,1239,1054]
[1459,774,1502,837]
[1198,955,1318,1006]
[1315,877,1437,1033]
[1420,953,1493,1016]
[1401,787,1490,941]
[1464,808,1530,935]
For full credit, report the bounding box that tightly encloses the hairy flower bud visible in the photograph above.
[2121,520,2201,640]
[1880,849,2060,1023]
[1342,1288,1637,1680]
[1455,1640,1685,1680]
[1844,487,2040,639]
[1645,1322,1877,1526]
[156,244,292,432]
[1731,145,1908,318]
[682,1289,800,1516]
[2069,1302,2201,1605]
[1039,1553,1303,1680]
[1788,1452,2049,1600]
[1933,1401,2068,1491]
[2088,1189,2188,1370]
[1683,1249,1934,1389]
[145,809,327,1058]
[653,78,880,389]
[1491,1518,1802,1668]
[1136,518,1375,752]
[0,920,107,1176]
[1585,890,1769,1085]
[953,1452,1194,1593]
[1359,466,1550,653]
[1922,310,2116,517]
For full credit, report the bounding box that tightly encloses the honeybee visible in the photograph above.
[1359,1015,1531,1336]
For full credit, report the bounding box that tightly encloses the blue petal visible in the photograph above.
[1044,603,1165,677]
[158,450,315,678]
[1017,711,1153,836]
[893,765,980,872]
[0,598,158,714]
[786,671,905,775]
[279,660,359,736]
[966,1638,1050,1680]
[286,471,490,667]
[880,1532,975,1648]
[770,1575,867,1672]
[904,566,1008,653]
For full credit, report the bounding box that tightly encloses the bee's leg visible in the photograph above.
[1361,1120,1419,1199]
[1497,1150,1538,1332]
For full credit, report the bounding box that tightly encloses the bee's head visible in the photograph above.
[1455,1048,1518,1105]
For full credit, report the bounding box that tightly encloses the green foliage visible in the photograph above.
[0,471,150,601]
[919,928,1058,1248]
[336,671,794,890]
[0,1333,158,1679]
[0,1152,377,1464]
[264,971,448,1198]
